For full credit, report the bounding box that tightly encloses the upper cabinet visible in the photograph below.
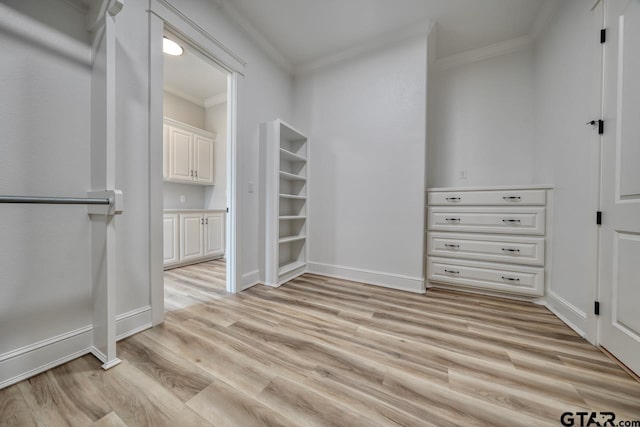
[163,117,215,186]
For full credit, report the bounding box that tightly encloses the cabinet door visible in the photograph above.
[169,127,193,182]
[163,214,179,265]
[194,135,214,184]
[162,125,170,180]
[204,213,224,257]
[180,214,204,261]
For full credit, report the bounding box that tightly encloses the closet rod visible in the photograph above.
[0,195,111,205]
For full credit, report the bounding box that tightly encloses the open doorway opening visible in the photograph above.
[160,33,232,311]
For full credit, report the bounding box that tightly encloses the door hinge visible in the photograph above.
[596,211,602,225]
[594,301,600,316]
[588,119,604,134]
[226,207,229,213]
[600,28,606,43]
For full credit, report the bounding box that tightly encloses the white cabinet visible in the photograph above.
[163,125,170,180]
[163,210,225,269]
[164,117,215,186]
[260,119,309,287]
[163,214,179,265]
[204,213,224,257]
[426,186,552,297]
[180,213,204,261]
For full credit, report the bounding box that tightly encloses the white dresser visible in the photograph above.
[426,186,552,297]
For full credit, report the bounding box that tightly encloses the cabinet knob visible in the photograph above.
[190,170,194,177]
[195,170,198,178]
[205,218,208,224]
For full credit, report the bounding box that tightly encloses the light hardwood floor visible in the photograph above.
[2,269,640,426]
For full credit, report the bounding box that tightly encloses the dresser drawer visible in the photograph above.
[428,207,546,235]
[427,257,544,296]
[427,232,545,266]
[428,189,546,206]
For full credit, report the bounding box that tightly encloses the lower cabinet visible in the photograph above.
[163,210,225,269]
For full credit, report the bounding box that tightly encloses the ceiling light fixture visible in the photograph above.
[163,37,183,56]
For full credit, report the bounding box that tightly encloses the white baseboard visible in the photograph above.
[545,290,587,338]
[116,305,152,341]
[307,262,425,294]
[241,269,260,291]
[0,326,93,390]
[0,305,154,390]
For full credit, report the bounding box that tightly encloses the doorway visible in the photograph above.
[148,4,244,326]
[160,33,231,311]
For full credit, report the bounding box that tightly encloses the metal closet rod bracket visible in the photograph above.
[87,190,124,216]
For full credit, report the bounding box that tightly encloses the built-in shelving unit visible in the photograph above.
[260,119,309,286]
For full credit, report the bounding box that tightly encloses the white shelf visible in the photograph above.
[280,194,306,200]
[280,148,307,163]
[279,260,306,276]
[279,215,307,220]
[279,235,306,244]
[279,171,307,181]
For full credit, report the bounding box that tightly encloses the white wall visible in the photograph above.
[204,102,227,211]
[533,0,601,338]
[163,91,206,128]
[293,37,427,292]
[0,0,92,354]
[428,48,536,188]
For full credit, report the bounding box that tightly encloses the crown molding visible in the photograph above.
[204,92,227,108]
[213,0,293,74]
[434,34,533,71]
[294,20,433,76]
[164,86,206,107]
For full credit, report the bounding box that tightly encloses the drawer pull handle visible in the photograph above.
[445,269,460,275]
[446,218,461,222]
[446,197,461,201]
[502,219,521,223]
[503,196,522,201]
[501,276,520,282]
[444,244,460,249]
[501,248,520,253]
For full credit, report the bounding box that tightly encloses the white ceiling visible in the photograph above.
[163,45,228,106]
[224,0,551,67]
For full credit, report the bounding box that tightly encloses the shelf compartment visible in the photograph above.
[280,123,307,158]
[279,235,306,244]
[279,197,305,217]
[279,179,306,198]
[280,148,307,163]
[278,239,306,275]
[280,156,307,176]
[279,217,305,238]
[279,171,306,181]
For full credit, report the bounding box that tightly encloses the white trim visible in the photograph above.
[204,92,228,108]
[150,0,246,73]
[545,290,588,338]
[307,262,425,294]
[427,184,554,192]
[295,20,433,76]
[0,326,93,390]
[434,35,534,71]
[241,269,260,291]
[164,86,207,108]
[212,0,292,73]
[0,308,154,390]
[427,282,542,303]
[116,306,152,340]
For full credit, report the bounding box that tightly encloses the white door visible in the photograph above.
[599,0,640,375]
[163,214,179,265]
[180,213,204,261]
[194,135,214,184]
[169,127,193,182]
[204,213,225,257]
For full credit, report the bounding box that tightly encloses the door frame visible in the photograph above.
[148,0,246,325]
